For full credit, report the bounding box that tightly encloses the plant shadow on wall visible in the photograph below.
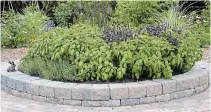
[10,1,209,82]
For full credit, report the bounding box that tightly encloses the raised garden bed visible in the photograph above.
[1,61,210,107]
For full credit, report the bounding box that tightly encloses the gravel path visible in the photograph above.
[1,48,29,62]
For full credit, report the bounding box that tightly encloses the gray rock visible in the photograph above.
[91,84,110,100]
[72,84,93,100]
[109,84,128,99]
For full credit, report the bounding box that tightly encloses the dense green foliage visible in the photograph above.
[53,1,77,27]
[1,6,49,48]
[110,1,163,27]
[19,23,202,82]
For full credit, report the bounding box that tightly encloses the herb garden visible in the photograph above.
[1,1,210,82]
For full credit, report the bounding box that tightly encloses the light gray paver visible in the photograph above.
[72,84,93,100]
[121,99,140,106]
[55,83,77,99]
[91,84,110,100]
[39,81,64,97]
[109,84,128,99]
[153,79,176,94]
[139,81,162,97]
[124,83,146,98]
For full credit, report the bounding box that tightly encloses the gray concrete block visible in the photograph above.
[11,90,21,97]
[199,73,209,86]
[6,74,29,89]
[139,81,162,97]
[72,84,93,100]
[1,74,7,85]
[32,95,47,102]
[172,76,190,91]
[100,100,120,107]
[140,96,155,104]
[121,99,139,106]
[39,81,63,97]
[170,91,186,100]
[46,97,63,104]
[21,92,33,99]
[55,83,77,99]
[25,79,51,95]
[16,76,40,92]
[82,101,101,107]
[91,84,110,100]
[195,86,204,93]
[203,83,209,90]
[153,79,176,94]
[124,83,146,98]
[184,89,195,97]
[63,99,82,106]
[155,94,171,102]
[109,84,128,99]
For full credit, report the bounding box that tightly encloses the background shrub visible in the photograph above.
[1,6,50,48]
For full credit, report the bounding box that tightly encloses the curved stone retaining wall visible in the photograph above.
[1,61,210,107]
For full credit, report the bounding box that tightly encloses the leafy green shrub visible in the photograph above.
[18,57,78,81]
[110,1,163,27]
[19,23,202,82]
[1,6,49,48]
[189,23,210,47]
[53,1,77,27]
